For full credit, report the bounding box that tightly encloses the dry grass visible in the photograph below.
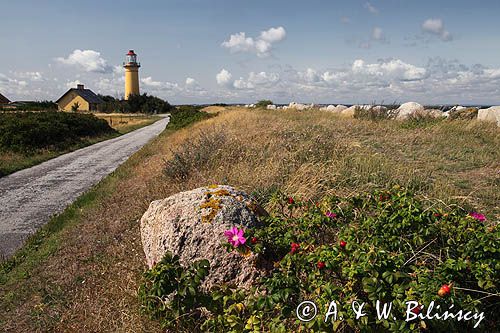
[1,107,498,332]
[94,114,161,134]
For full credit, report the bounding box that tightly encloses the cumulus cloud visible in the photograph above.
[141,76,162,87]
[233,71,280,90]
[216,69,233,87]
[56,49,112,73]
[66,79,83,89]
[351,59,427,81]
[13,71,44,81]
[185,77,197,86]
[221,26,286,57]
[364,2,379,14]
[422,18,453,41]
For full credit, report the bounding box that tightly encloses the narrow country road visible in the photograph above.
[0,116,169,258]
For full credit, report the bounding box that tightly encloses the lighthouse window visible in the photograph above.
[127,55,137,63]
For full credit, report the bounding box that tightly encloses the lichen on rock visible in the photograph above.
[140,185,267,291]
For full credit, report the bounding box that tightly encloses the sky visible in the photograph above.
[1,0,500,105]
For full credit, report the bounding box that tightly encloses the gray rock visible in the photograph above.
[396,102,425,120]
[140,185,267,290]
[478,106,500,126]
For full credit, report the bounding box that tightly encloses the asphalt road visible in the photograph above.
[0,116,169,259]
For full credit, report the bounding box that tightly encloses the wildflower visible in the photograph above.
[288,197,295,204]
[290,242,300,253]
[317,261,326,269]
[224,227,246,247]
[326,211,337,219]
[469,212,486,222]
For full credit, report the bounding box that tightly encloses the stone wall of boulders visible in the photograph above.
[243,101,500,126]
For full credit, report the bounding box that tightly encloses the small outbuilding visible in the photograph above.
[56,84,103,112]
[0,92,10,105]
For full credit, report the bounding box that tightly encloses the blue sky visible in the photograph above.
[1,0,500,104]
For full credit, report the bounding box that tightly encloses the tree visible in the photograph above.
[125,93,173,114]
[256,100,273,108]
[71,102,80,112]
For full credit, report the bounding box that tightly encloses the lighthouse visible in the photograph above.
[123,50,141,100]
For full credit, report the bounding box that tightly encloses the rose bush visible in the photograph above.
[139,187,498,332]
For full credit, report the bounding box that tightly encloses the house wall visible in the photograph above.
[58,92,90,112]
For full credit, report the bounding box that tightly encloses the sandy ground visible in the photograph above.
[0,116,169,258]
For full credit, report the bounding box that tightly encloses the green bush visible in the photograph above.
[0,111,115,153]
[167,105,213,131]
[125,93,173,114]
[139,187,498,332]
[256,100,273,108]
[0,100,57,112]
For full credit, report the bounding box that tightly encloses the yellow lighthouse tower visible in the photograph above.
[123,50,140,100]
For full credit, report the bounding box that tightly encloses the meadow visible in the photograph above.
[0,107,498,331]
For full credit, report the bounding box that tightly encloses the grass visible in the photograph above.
[0,113,161,177]
[94,113,162,134]
[0,107,498,332]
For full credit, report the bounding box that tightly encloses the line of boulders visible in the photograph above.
[243,101,500,126]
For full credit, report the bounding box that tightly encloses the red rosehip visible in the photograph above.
[251,237,258,244]
[411,305,422,314]
[438,284,451,297]
[340,240,347,248]
[434,213,441,217]
[288,197,295,204]
[317,261,326,269]
[290,242,300,253]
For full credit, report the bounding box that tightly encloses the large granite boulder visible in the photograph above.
[140,185,267,290]
[395,102,425,120]
[477,106,500,126]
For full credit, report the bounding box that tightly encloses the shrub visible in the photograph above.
[125,93,174,114]
[166,106,213,131]
[401,112,443,129]
[448,107,478,120]
[256,100,273,108]
[0,112,115,153]
[0,100,57,112]
[354,105,398,120]
[139,187,498,332]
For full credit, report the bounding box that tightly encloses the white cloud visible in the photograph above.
[13,71,43,81]
[233,71,280,90]
[66,79,83,89]
[221,26,286,57]
[55,49,112,73]
[364,2,379,14]
[351,59,427,81]
[185,77,197,86]
[259,26,286,43]
[422,18,453,41]
[141,76,162,87]
[216,69,233,87]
